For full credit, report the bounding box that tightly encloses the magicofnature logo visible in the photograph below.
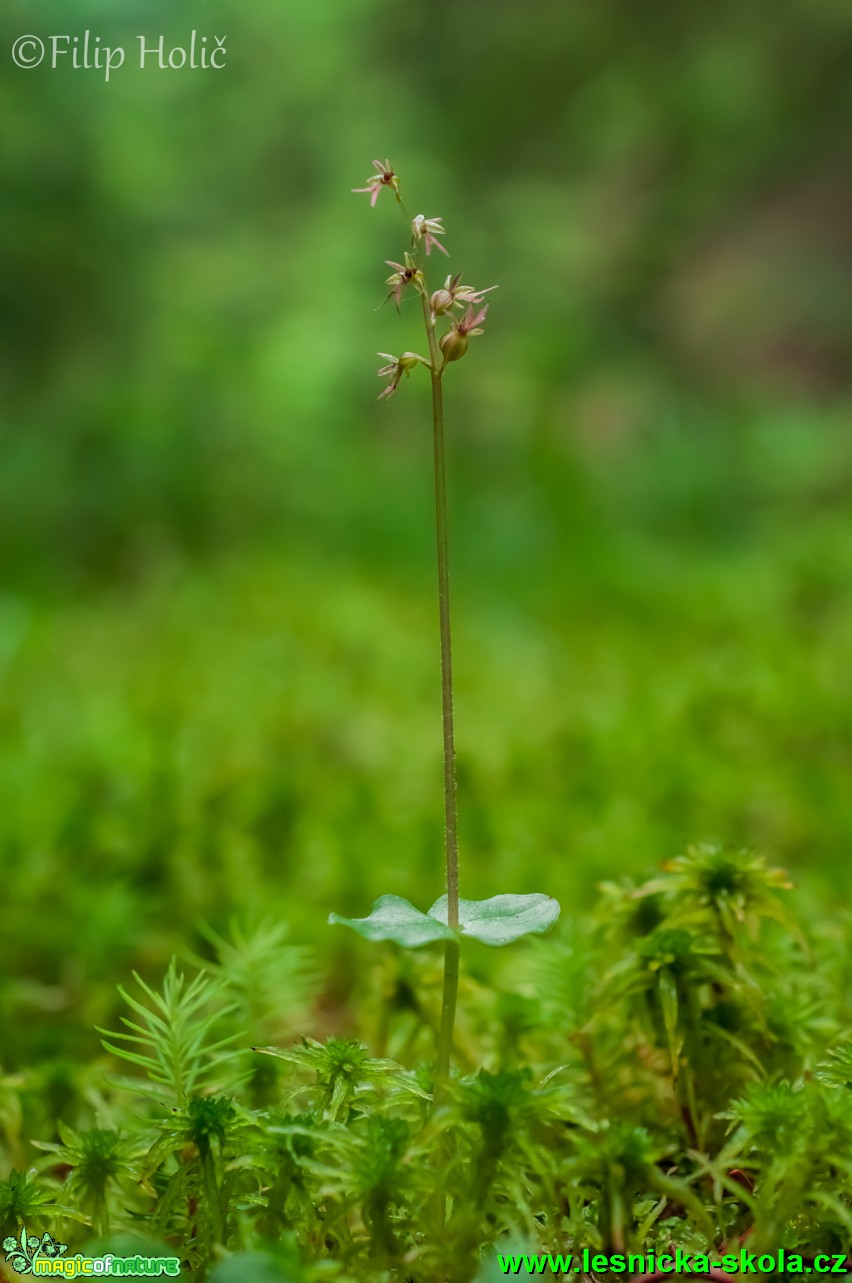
[3,1230,67,1275]
[3,1231,180,1278]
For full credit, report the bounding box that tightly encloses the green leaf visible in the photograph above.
[328,894,455,947]
[428,893,561,946]
[329,891,561,949]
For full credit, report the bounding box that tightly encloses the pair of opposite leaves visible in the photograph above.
[329,892,560,949]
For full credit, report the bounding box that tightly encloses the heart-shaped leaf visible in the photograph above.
[330,891,561,949]
[329,894,455,948]
[428,893,560,946]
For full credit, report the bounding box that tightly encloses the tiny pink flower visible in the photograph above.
[384,253,424,311]
[456,302,489,337]
[352,159,398,207]
[430,274,497,318]
[411,214,449,257]
[439,304,490,366]
[376,351,431,400]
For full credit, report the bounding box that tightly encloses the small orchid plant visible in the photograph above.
[330,159,560,1085]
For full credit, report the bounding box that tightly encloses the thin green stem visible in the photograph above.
[420,290,460,1081]
[422,295,459,929]
[436,938,460,1081]
[395,186,460,1081]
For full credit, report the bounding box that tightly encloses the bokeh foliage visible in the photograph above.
[0,0,851,1075]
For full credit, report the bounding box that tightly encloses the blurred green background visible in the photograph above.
[1,0,851,1066]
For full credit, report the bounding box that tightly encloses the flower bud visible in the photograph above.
[439,329,469,364]
[430,288,454,316]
